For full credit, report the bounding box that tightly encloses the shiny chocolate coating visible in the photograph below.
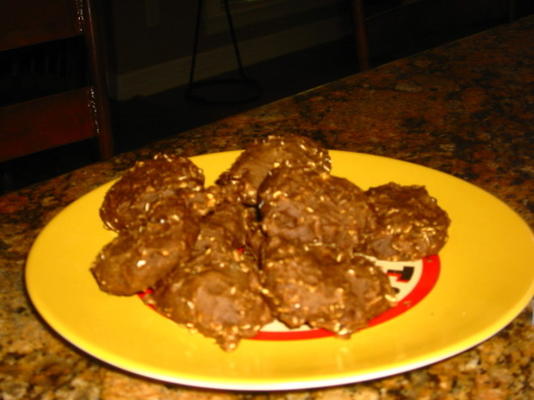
[261,243,393,335]
[91,215,199,296]
[152,247,272,351]
[363,182,450,260]
[217,134,331,205]
[100,153,205,232]
[258,167,376,253]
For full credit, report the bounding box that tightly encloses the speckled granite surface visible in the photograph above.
[1,15,533,400]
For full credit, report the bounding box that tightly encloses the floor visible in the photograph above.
[1,2,526,195]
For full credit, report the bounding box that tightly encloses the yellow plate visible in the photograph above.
[25,150,534,391]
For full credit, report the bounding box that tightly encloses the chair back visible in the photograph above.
[0,0,113,162]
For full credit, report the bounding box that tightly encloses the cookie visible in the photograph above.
[91,214,199,295]
[100,153,205,231]
[258,167,376,253]
[152,248,272,351]
[217,134,331,205]
[363,182,450,260]
[261,243,393,336]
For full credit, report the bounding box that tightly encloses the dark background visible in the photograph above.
[1,0,533,194]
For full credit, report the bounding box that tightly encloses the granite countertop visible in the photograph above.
[1,15,533,400]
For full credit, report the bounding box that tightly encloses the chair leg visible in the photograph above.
[352,0,370,71]
[84,0,114,159]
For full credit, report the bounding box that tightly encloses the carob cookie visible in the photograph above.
[92,135,450,351]
[217,134,331,205]
[151,244,272,351]
[149,199,272,351]
[258,167,376,254]
[91,211,199,296]
[192,200,262,259]
[261,243,393,336]
[363,182,450,260]
[100,153,205,232]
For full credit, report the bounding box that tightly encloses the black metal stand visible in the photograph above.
[185,0,261,104]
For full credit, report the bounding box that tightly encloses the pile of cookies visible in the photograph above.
[91,135,450,351]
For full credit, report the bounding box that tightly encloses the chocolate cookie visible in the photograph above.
[363,182,450,260]
[91,213,199,296]
[217,134,331,205]
[258,167,376,253]
[91,138,451,351]
[192,200,262,259]
[261,243,393,336]
[100,153,205,232]
[151,248,272,351]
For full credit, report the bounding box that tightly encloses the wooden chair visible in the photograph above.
[351,0,403,71]
[352,0,371,71]
[0,0,113,163]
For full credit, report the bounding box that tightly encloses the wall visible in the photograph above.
[106,0,520,100]
[107,0,352,100]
